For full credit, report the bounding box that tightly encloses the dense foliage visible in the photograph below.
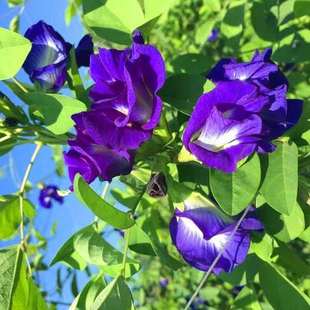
[0,0,310,309]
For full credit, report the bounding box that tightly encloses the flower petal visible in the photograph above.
[170,214,250,274]
[75,34,94,67]
[30,60,67,92]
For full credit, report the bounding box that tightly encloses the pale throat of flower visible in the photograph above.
[191,125,240,152]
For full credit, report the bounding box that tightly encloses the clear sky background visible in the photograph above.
[0,1,121,307]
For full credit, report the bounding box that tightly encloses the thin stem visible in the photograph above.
[101,182,110,198]
[19,142,43,275]
[121,230,130,277]
[12,77,28,93]
[0,134,12,143]
[184,206,251,310]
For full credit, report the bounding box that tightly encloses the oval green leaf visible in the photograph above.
[26,93,86,135]
[0,27,31,80]
[258,259,310,309]
[210,154,261,216]
[260,142,298,215]
[74,174,135,229]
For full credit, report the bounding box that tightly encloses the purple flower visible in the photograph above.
[208,28,219,42]
[159,278,169,288]
[75,34,94,67]
[39,185,63,209]
[23,21,70,92]
[169,195,263,274]
[63,117,134,185]
[88,30,166,150]
[183,49,302,172]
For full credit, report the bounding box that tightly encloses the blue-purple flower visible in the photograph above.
[23,21,93,92]
[88,30,166,150]
[23,21,70,92]
[169,194,263,274]
[208,28,219,42]
[183,49,302,172]
[64,31,165,187]
[159,278,169,288]
[39,185,63,209]
[63,112,134,184]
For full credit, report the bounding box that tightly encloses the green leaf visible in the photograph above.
[0,246,47,310]
[0,196,36,239]
[141,211,184,270]
[8,0,24,6]
[75,274,106,309]
[250,232,273,261]
[93,277,134,310]
[257,202,305,242]
[0,27,31,80]
[231,286,261,310]
[260,142,298,215]
[82,0,176,44]
[221,1,245,38]
[50,225,90,270]
[274,243,310,278]
[294,0,310,18]
[159,74,205,115]
[0,247,18,310]
[51,224,139,278]
[0,137,18,157]
[220,254,259,286]
[250,1,278,42]
[74,174,135,229]
[258,259,310,309]
[128,224,156,256]
[26,93,86,135]
[171,53,213,74]
[210,154,261,216]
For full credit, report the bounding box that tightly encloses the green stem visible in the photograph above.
[19,142,43,276]
[11,77,28,93]
[121,230,130,277]
[184,206,251,310]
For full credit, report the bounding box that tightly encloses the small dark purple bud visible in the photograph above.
[208,28,219,42]
[146,172,167,197]
[159,278,169,288]
[75,34,94,67]
[4,117,19,127]
[132,29,144,44]
[39,185,64,209]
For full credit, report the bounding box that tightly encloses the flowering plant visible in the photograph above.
[0,0,309,309]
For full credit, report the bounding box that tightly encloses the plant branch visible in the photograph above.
[19,142,43,275]
[184,206,251,310]
[121,230,130,277]
[12,77,29,93]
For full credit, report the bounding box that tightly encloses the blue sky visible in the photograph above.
[0,1,122,307]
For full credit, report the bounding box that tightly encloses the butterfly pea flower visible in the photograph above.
[23,21,93,92]
[208,28,219,42]
[89,30,166,150]
[39,185,63,209]
[23,21,70,92]
[207,48,303,141]
[169,194,263,274]
[159,278,169,288]
[64,112,134,185]
[184,49,302,172]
